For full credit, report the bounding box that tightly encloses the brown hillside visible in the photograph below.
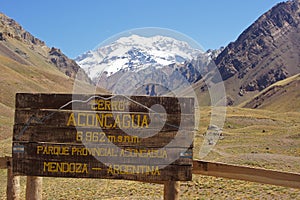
[241,73,300,112]
[213,0,300,105]
[0,13,108,141]
[0,13,92,84]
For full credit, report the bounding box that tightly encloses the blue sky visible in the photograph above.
[1,0,284,58]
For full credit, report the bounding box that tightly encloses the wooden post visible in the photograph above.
[164,181,180,200]
[6,157,20,200]
[26,176,43,200]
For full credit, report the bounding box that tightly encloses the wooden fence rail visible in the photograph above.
[1,157,300,200]
[192,160,300,189]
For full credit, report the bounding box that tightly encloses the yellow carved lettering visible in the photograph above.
[67,113,76,126]
[141,115,149,128]
[37,146,43,154]
[105,100,111,110]
[104,113,112,128]
[43,162,88,174]
[86,113,95,127]
[106,164,160,175]
[78,113,86,126]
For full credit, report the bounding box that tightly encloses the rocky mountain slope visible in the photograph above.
[241,73,300,112]
[76,34,202,80]
[0,13,92,84]
[213,0,300,105]
[0,13,107,141]
[76,34,220,95]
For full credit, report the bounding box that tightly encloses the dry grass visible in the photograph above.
[0,106,299,199]
[240,73,300,112]
[1,172,299,199]
[0,40,299,198]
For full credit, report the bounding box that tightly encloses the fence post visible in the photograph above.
[6,157,20,200]
[26,176,43,200]
[164,181,180,200]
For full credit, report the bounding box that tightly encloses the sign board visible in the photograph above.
[13,93,194,181]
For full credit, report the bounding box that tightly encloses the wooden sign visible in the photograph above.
[13,93,194,181]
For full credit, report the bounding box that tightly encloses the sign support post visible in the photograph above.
[26,176,42,200]
[6,157,20,200]
[164,181,180,200]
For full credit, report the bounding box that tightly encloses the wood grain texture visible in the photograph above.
[26,176,42,200]
[13,110,194,130]
[13,158,192,181]
[164,181,180,200]
[13,93,194,181]
[15,93,194,114]
[6,157,20,200]
[13,125,194,148]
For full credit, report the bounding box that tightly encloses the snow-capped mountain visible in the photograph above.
[75,34,202,82]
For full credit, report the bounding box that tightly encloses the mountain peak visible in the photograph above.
[76,34,202,81]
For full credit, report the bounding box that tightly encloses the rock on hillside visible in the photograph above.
[0,13,92,84]
[0,13,44,46]
[49,47,92,84]
[214,0,300,105]
[0,13,108,142]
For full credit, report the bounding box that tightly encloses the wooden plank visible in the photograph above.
[13,125,194,148]
[12,142,193,166]
[192,160,300,189]
[15,93,194,114]
[13,110,194,130]
[13,158,192,181]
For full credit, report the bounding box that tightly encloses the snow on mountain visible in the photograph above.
[75,34,203,82]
